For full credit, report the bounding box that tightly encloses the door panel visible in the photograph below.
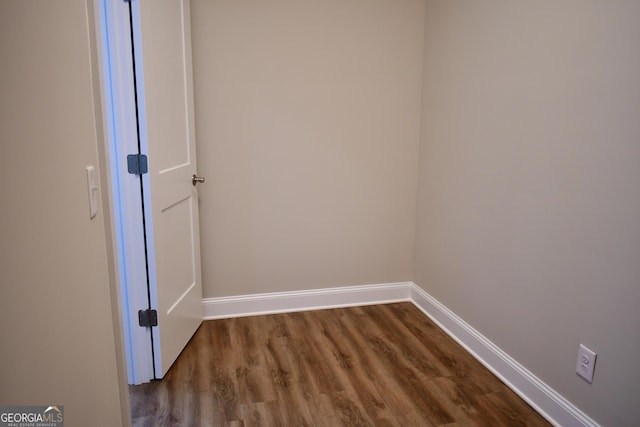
[136,0,202,377]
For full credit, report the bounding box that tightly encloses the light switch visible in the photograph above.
[86,166,99,219]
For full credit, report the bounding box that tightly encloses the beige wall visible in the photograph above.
[415,1,640,425]
[0,1,128,426]
[191,0,425,297]
[0,1,634,425]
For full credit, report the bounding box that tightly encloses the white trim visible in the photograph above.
[202,282,412,320]
[202,282,599,427]
[127,0,163,380]
[97,0,154,385]
[409,285,599,427]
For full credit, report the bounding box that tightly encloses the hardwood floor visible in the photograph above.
[130,303,550,426]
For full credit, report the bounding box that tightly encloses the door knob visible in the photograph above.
[192,174,205,186]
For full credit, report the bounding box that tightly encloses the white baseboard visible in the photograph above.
[201,282,598,427]
[202,282,412,320]
[409,285,599,427]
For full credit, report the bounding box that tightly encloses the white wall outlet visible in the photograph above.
[576,344,597,383]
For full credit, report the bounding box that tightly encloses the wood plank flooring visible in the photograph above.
[130,303,550,426]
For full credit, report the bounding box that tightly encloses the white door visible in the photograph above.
[133,0,203,377]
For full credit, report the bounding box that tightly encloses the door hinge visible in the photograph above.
[138,309,158,327]
[127,154,148,175]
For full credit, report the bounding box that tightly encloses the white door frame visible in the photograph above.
[96,0,160,384]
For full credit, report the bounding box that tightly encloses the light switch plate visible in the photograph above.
[86,166,98,219]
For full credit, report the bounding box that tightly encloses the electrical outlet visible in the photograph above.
[576,344,597,383]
